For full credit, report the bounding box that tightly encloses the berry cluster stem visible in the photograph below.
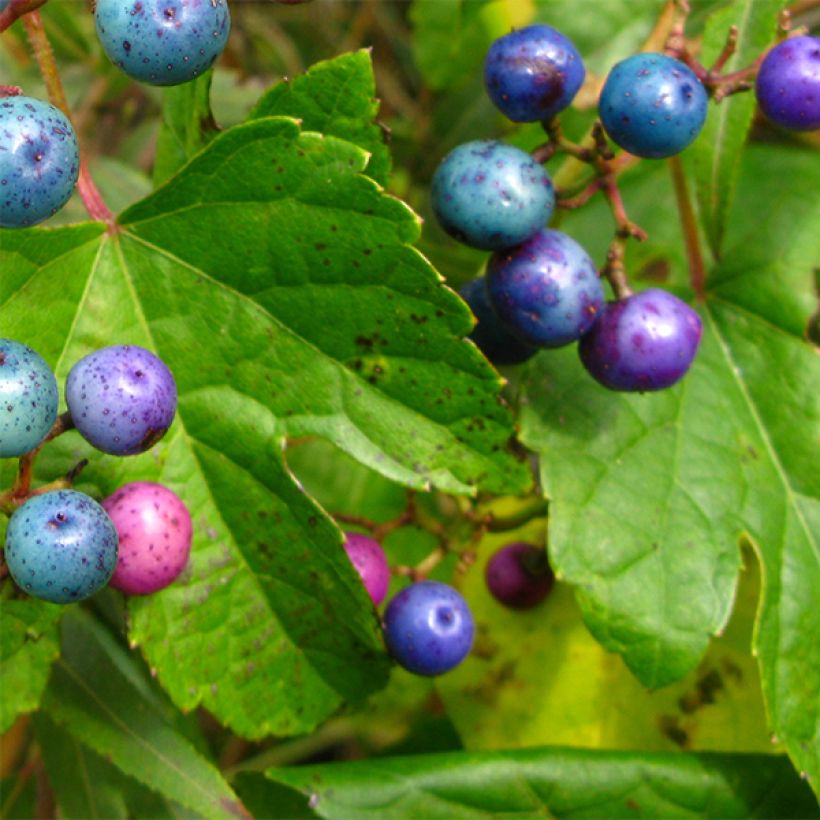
[668,155,706,298]
[0,0,46,33]
[20,11,116,227]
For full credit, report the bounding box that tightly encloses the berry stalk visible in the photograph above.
[668,155,706,298]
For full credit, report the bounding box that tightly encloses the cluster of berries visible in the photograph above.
[1,0,232,228]
[1,339,190,603]
[343,532,553,676]
[434,25,818,391]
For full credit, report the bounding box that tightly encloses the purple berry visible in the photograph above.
[95,0,231,87]
[459,278,537,365]
[431,140,555,251]
[755,36,820,131]
[5,490,118,604]
[102,482,192,595]
[484,24,585,122]
[343,532,390,606]
[579,288,703,392]
[65,345,177,456]
[0,339,58,458]
[0,96,80,228]
[599,53,708,158]
[486,228,605,348]
[485,542,554,610]
[382,580,474,677]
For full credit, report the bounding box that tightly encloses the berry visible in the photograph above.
[102,482,192,595]
[0,339,59,458]
[431,140,555,251]
[484,24,585,123]
[486,228,605,348]
[579,288,702,392]
[95,0,231,87]
[65,345,177,456]
[459,278,537,365]
[5,490,118,604]
[0,96,79,228]
[382,580,474,677]
[343,532,390,606]
[755,36,820,132]
[598,53,708,159]
[485,542,554,610]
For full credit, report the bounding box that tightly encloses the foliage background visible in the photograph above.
[0,0,818,817]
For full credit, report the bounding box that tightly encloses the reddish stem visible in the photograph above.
[668,155,706,299]
[0,85,23,98]
[0,0,46,33]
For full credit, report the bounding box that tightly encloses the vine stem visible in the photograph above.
[668,156,706,299]
[20,11,116,227]
[0,0,46,32]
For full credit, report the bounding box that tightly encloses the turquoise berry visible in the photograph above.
[0,339,59,458]
[599,53,708,159]
[95,0,231,87]
[5,490,119,604]
[0,96,80,228]
[431,140,554,251]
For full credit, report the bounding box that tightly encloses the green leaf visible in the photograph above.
[41,610,244,819]
[0,599,61,733]
[249,50,390,186]
[689,0,781,256]
[261,748,817,818]
[0,111,526,736]
[518,144,820,788]
[154,72,219,188]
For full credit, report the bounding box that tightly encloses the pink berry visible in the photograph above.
[343,532,390,606]
[102,482,192,596]
[485,542,554,609]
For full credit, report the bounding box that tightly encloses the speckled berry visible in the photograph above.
[485,25,585,122]
[5,490,118,604]
[599,53,708,158]
[0,0,11,13]
[755,36,820,131]
[0,96,80,228]
[65,345,177,456]
[0,339,58,458]
[487,228,604,348]
[383,580,474,677]
[486,542,554,610]
[343,532,390,606]
[102,481,192,595]
[431,140,555,251]
[95,0,231,87]
[459,278,537,365]
[579,288,703,392]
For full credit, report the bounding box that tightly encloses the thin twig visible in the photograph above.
[668,155,706,298]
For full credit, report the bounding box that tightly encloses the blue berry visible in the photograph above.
[755,36,820,131]
[0,0,11,12]
[65,345,177,456]
[484,25,585,122]
[459,278,536,365]
[579,288,702,392]
[486,228,604,348]
[0,96,79,228]
[0,339,58,458]
[5,490,118,604]
[599,53,708,159]
[383,580,474,676]
[95,0,231,87]
[431,140,554,251]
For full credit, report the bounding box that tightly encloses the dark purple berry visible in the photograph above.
[484,24,585,122]
[65,345,177,456]
[579,288,703,392]
[383,581,474,676]
[459,278,537,365]
[102,482,192,595]
[343,532,390,606]
[486,228,604,348]
[0,339,58,458]
[599,53,708,158]
[431,140,554,251]
[5,490,118,604]
[0,96,80,228]
[755,36,820,131]
[485,542,554,609]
